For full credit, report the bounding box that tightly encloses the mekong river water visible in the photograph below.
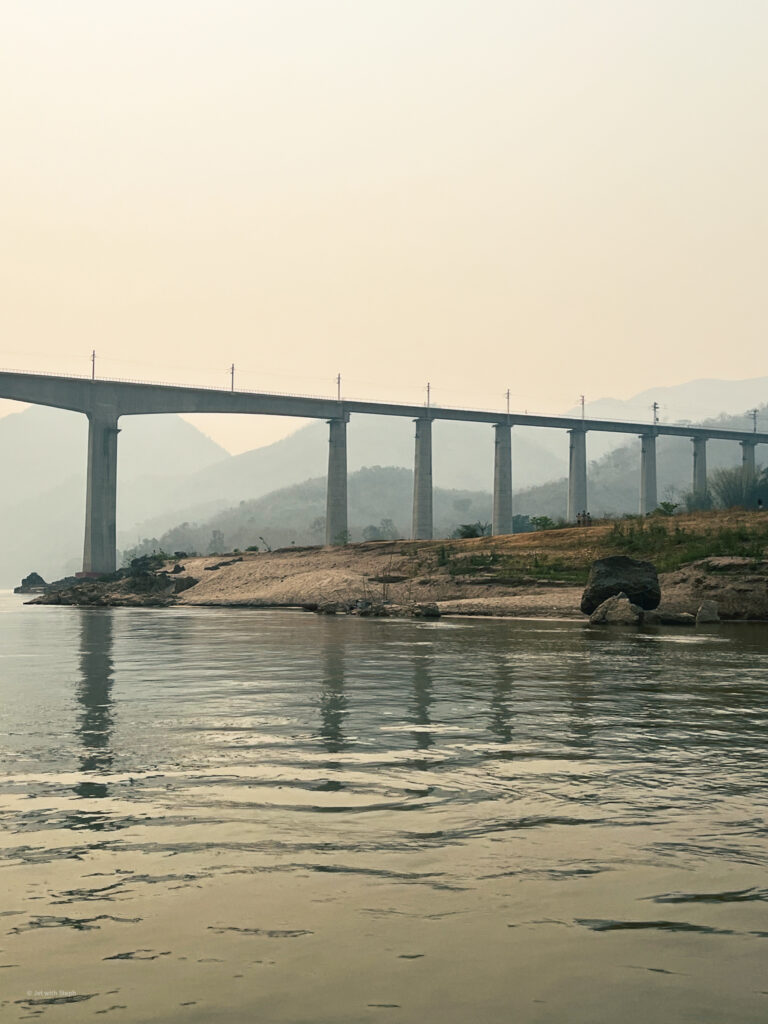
[1,592,768,1023]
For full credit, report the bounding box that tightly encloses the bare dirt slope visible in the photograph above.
[175,543,585,618]
[174,510,768,618]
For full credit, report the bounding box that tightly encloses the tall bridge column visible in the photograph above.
[412,417,433,540]
[567,428,587,522]
[639,433,658,515]
[492,423,513,535]
[741,439,757,482]
[325,416,349,545]
[83,411,120,575]
[692,437,708,499]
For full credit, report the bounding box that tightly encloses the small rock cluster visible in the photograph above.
[13,571,47,594]
[27,568,198,607]
[308,600,440,619]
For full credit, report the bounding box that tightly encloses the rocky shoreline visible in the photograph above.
[24,541,768,622]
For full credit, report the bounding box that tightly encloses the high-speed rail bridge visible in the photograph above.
[1,370,765,575]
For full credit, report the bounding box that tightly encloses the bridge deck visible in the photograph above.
[0,370,765,443]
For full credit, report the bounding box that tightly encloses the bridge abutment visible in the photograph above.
[83,412,120,575]
[492,424,513,535]
[412,418,433,540]
[325,417,348,545]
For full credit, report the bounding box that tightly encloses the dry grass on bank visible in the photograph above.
[172,509,768,615]
[405,509,768,581]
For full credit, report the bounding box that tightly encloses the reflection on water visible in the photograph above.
[318,632,347,754]
[2,599,768,1023]
[488,654,514,744]
[409,653,434,750]
[74,611,114,800]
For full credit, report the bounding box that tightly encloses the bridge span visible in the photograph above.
[1,370,765,575]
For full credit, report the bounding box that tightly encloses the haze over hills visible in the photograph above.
[1,376,767,585]
[129,415,566,523]
[0,406,229,585]
[128,467,496,557]
[515,407,768,520]
[0,406,563,584]
[548,376,768,462]
[572,377,768,426]
[127,404,768,558]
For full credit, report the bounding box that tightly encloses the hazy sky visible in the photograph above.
[2,1,767,452]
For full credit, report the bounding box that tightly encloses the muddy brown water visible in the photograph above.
[2,593,768,1022]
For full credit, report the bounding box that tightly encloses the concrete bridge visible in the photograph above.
[1,370,765,575]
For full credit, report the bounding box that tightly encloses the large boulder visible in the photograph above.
[581,556,660,615]
[589,593,643,625]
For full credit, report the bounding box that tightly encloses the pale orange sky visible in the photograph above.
[2,1,766,452]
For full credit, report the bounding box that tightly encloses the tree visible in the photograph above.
[709,466,768,509]
[207,529,225,554]
[649,501,679,517]
[379,518,399,539]
[512,514,534,533]
[684,490,714,512]
[452,521,491,539]
[530,515,555,531]
[362,518,399,542]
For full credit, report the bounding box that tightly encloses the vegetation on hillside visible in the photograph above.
[514,404,768,520]
[123,467,499,561]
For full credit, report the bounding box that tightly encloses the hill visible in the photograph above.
[513,405,768,520]
[125,466,496,556]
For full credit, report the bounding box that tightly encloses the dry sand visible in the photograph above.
[174,544,585,618]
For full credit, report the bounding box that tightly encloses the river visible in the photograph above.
[1,593,768,1022]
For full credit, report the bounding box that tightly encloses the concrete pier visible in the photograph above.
[692,437,708,499]
[639,433,658,515]
[741,439,757,481]
[492,424,513,535]
[325,417,348,546]
[412,418,433,540]
[82,412,120,574]
[567,428,587,522]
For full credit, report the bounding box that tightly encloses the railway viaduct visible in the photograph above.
[1,370,765,575]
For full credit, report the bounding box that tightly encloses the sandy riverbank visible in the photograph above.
[170,544,584,618]
[28,511,768,619]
